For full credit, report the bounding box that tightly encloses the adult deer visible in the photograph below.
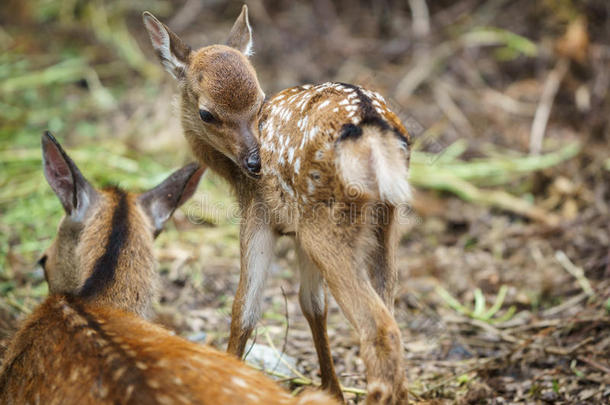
[143,6,411,404]
[0,132,338,405]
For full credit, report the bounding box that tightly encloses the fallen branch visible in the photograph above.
[529,58,569,155]
[555,251,595,297]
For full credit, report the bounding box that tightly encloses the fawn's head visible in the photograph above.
[39,132,204,316]
[143,6,264,178]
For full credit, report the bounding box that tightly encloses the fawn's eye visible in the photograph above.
[199,109,216,123]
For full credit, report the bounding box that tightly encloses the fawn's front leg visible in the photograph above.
[296,244,344,402]
[227,208,276,357]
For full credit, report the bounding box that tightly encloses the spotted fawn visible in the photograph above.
[144,6,411,404]
[0,132,339,405]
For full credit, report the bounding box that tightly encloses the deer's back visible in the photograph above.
[257,82,409,220]
[0,295,325,405]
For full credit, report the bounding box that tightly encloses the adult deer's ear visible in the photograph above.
[138,163,205,236]
[226,5,253,57]
[42,131,98,222]
[142,11,192,79]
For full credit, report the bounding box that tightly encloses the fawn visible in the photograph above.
[143,6,412,404]
[0,132,339,405]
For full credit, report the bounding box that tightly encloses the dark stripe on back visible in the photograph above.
[79,188,129,298]
[336,82,410,147]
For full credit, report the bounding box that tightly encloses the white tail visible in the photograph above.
[336,124,411,205]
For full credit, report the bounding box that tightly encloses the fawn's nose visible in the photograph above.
[245,152,261,176]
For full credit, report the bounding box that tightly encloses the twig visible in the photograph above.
[243,327,258,360]
[541,291,588,317]
[577,355,610,374]
[418,356,503,397]
[262,329,309,382]
[432,81,474,136]
[168,0,207,32]
[529,58,569,155]
[255,367,368,396]
[541,336,594,356]
[4,295,31,315]
[408,0,430,38]
[270,286,291,375]
[555,251,595,297]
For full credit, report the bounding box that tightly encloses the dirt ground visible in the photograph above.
[1,1,609,403]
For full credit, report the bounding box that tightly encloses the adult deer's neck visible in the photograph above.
[75,188,157,318]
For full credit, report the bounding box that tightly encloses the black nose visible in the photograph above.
[246,153,261,174]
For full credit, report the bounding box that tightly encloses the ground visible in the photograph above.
[0,1,609,403]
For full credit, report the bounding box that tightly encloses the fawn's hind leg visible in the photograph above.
[296,243,344,402]
[367,205,399,313]
[298,220,408,405]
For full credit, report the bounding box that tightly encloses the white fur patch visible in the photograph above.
[336,128,411,205]
[297,248,325,315]
[294,157,301,174]
[371,137,412,205]
[241,225,275,329]
[317,100,331,110]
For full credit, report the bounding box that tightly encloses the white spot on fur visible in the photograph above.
[297,116,309,131]
[307,178,316,195]
[278,176,295,198]
[297,391,334,404]
[232,377,248,388]
[294,157,301,174]
[317,100,331,110]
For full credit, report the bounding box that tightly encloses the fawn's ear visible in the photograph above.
[226,5,253,56]
[42,131,97,221]
[142,11,191,79]
[138,163,205,235]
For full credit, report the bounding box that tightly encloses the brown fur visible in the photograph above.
[41,188,157,318]
[143,6,411,404]
[0,137,338,405]
[0,296,336,405]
